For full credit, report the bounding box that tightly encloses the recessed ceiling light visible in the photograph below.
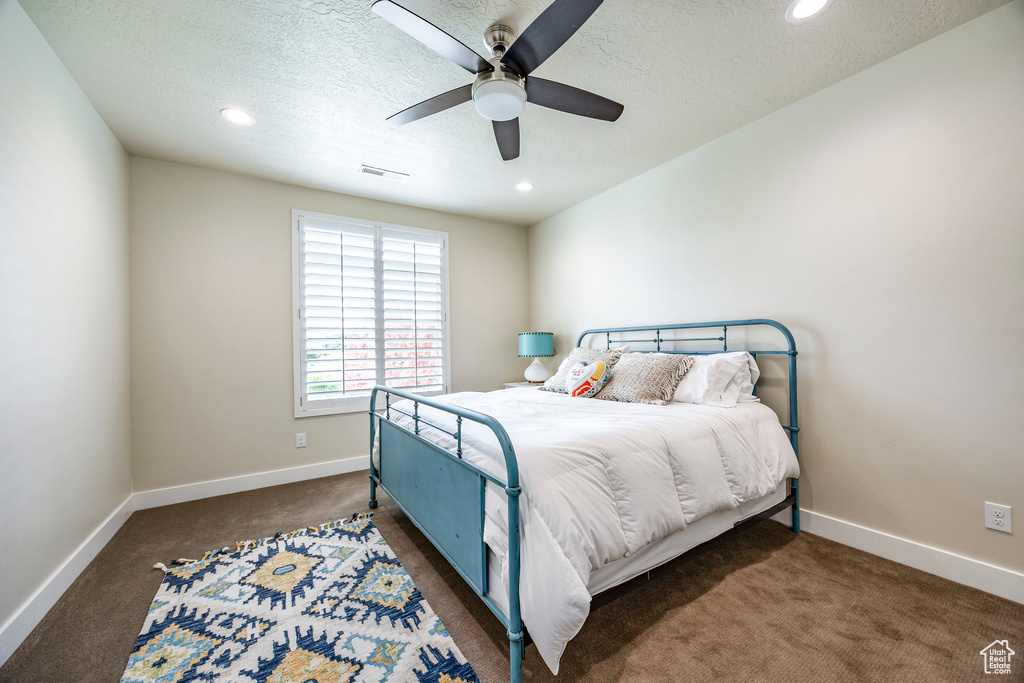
[220,108,255,126]
[785,0,833,23]
[515,182,534,192]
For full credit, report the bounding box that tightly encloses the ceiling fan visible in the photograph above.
[371,0,624,161]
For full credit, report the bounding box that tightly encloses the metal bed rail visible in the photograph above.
[368,386,526,682]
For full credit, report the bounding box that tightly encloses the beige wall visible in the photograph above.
[129,157,529,491]
[0,0,131,631]
[529,2,1024,572]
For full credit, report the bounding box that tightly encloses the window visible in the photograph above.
[292,209,450,416]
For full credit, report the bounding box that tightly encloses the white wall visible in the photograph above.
[529,2,1024,573]
[0,0,131,635]
[129,157,530,492]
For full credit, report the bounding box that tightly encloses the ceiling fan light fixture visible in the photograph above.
[473,80,526,121]
[220,107,255,126]
[785,0,833,23]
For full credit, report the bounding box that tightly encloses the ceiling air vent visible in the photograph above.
[359,164,409,181]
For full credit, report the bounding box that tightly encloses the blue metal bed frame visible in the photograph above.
[368,319,800,683]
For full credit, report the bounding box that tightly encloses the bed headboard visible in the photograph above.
[576,319,799,457]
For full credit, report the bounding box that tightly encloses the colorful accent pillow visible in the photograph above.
[565,361,610,398]
[541,347,623,394]
[596,353,695,405]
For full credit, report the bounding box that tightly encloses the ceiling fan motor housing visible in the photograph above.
[472,59,526,121]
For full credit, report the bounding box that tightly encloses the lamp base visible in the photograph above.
[523,358,550,383]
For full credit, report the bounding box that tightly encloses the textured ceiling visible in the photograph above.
[20,0,1008,226]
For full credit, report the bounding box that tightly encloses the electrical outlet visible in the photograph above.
[296,433,306,448]
[985,502,1012,534]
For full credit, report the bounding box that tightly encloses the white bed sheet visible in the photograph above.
[378,388,799,674]
[484,484,788,618]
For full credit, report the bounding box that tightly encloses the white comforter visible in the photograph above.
[378,388,799,674]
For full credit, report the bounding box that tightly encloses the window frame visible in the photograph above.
[292,209,451,418]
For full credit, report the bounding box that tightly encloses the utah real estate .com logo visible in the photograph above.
[980,640,1015,675]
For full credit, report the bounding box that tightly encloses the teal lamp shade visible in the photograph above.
[518,332,554,358]
[518,332,554,383]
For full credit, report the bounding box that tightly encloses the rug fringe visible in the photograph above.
[152,511,372,572]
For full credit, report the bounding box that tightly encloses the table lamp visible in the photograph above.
[518,332,555,383]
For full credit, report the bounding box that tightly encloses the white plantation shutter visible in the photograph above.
[293,211,449,416]
[381,228,445,392]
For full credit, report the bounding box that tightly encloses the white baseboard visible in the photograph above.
[0,456,370,668]
[133,456,371,510]
[772,507,1024,604]
[3,466,1019,670]
[0,495,135,667]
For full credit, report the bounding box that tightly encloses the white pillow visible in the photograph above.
[672,352,760,407]
[551,344,630,378]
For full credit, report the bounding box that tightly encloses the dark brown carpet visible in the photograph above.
[1,470,1021,682]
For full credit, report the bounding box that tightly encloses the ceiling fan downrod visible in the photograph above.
[483,24,516,58]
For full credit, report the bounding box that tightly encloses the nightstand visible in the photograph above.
[504,381,543,390]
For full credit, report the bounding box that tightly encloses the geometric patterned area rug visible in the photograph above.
[120,513,480,683]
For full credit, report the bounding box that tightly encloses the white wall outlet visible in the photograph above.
[296,433,306,448]
[985,502,1012,534]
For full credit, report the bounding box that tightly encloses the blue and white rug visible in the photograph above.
[120,514,480,683]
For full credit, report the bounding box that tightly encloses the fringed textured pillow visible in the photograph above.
[596,353,695,405]
[541,347,623,394]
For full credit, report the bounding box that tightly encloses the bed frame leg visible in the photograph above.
[368,394,380,510]
[791,478,800,534]
[509,630,524,683]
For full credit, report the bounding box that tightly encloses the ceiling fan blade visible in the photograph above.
[387,84,473,126]
[501,0,603,76]
[492,118,520,161]
[372,0,492,74]
[527,77,623,121]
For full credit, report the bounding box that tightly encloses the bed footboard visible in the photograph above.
[369,387,525,683]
